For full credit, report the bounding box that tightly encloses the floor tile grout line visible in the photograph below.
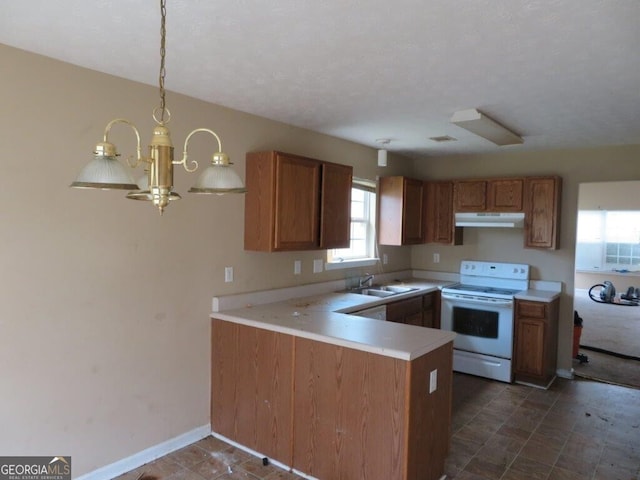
[496,386,557,480]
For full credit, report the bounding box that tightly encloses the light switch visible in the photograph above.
[429,369,438,393]
[224,266,234,283]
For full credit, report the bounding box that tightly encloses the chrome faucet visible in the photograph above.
[359,273,375,288]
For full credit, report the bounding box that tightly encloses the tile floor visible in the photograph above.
[116,373,640,480]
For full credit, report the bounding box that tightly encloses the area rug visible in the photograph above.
[573,288,640,358]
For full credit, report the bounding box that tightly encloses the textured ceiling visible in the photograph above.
[1,0,639,159]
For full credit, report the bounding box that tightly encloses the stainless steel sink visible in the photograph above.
[382,285,418,294]
[359,288,397,298]
[343,285,419,297]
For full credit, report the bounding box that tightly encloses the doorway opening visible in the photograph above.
[573,181,640,388]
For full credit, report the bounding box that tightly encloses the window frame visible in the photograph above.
[575,210,640,271]
[325,179,378,270]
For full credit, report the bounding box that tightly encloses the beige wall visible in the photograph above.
[578,180,640,210]
[575,272,640,291]
[411,145,640,375]
[0,44,413,475]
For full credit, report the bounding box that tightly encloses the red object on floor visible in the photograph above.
[573,325,583,358]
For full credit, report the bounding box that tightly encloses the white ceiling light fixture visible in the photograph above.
[450,109,523,146]
[70,0,246,215]
[376,139,390,167]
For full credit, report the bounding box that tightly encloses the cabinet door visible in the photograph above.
[244,151,277,251]
[387,296,423,325]
[524,177,561,249]
[487,179,523,211]
[425,181,462,245]
[422,292,439,329]
[378,176,424,246]
[403,178,425,244]
[514,317,546,377]
[319,162,352,249]
[454,180,486,211]
[274,154,321,250]
[378,176,404,246]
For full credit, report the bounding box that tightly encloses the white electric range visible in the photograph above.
[440,260,530,382]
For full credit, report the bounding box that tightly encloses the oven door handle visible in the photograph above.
[441,292,513,306]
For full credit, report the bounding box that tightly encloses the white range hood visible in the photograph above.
[455,212,525,228]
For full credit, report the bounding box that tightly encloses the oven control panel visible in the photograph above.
[460,261,529,281]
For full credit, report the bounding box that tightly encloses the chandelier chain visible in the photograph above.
[158,0,167,124]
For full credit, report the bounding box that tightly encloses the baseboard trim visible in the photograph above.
[556,368,574,380]
[76,424,211,480]
[211,432,319,480]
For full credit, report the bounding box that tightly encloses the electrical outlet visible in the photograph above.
[383,253,388,265]
[429,369,438,393]
[313,259,323,273]
[433,253,440,263]
[294,260,301,275]
[224,266,234,283]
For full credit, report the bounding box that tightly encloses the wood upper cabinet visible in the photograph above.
[425,181,462,245]
[454,178,523,212]
[524,176,562,249]
[514,298,559,388]
[487,178,523,211]
[453,180,486,211]
[319,162,353,249]
[244,151,352,252]
[378,176,424,245]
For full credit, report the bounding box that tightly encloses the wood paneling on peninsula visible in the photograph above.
[211,316,454,480]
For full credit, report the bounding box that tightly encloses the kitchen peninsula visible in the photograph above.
[210,279,456,480]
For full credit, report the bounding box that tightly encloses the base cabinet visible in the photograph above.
[513,298,559,387]
[423,291,440,329]
[386,292,440,328]
[387,296,424,326]
[212,319,453,480]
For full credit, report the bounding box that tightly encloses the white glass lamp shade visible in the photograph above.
[136,172,149,190]
[70,154,138,190]
[189,164,247,195]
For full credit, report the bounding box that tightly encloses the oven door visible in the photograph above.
[441,292,514,359]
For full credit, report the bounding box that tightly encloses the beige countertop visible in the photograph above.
[515,289,562,302]
[211,279,456,361]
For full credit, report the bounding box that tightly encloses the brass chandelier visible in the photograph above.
[70,0,246,214]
